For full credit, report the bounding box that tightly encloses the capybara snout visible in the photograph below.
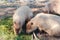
[13,22,22,35]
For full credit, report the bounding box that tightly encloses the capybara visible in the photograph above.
[26,13,60,36]
[13,6,33,35]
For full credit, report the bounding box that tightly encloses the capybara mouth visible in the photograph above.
[40,30,47,34]
[15,28,20,35]
[38,30,49,37]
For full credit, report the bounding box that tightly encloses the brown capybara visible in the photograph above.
[26,13,60,36]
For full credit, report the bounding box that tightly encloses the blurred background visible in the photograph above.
[0,0,49,19]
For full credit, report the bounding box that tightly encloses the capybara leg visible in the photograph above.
[46,30,54,36]
[13,27,18,35]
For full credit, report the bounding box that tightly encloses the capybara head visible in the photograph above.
[26,19,38,33]
[13,22,22,35]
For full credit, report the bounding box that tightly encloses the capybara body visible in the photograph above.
[26,13,60,36]
[13,6,33,35]
[49,0,60,15]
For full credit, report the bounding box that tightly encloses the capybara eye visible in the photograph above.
[31,22,33,25]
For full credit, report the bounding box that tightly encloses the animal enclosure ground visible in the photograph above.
[0,16,31,40]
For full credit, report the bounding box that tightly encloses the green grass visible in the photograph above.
[0,16,31,40]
